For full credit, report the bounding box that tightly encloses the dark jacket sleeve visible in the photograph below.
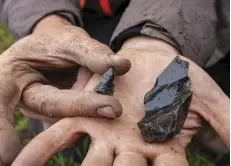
[0,0,83,40]
[111,0,217,67]
[205,0,230,67]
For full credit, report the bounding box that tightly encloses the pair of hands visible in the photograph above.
[0,15,229,166]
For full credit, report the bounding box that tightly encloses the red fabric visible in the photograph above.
[80,0,86,8]
[99,0,113,16]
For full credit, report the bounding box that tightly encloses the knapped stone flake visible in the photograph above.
[137,56,192,142]
[94,68,115,96]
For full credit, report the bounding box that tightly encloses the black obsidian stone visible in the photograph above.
[94,68,115,96]
[137,56,193,142]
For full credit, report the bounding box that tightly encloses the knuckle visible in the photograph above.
[37,101,54,118]
[89,39,101,48]
[89,39,109,53]
[74,103,91,116]
[72,92,94,116]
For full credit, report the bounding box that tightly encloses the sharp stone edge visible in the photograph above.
[137,56,193,142]
[94,68,115,96]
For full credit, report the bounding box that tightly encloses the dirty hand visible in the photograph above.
[0,23,130,165]
[12,37,229,166]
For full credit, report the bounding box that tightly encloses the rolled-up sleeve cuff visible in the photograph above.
[110,22,181,54]
[110,0,217,67]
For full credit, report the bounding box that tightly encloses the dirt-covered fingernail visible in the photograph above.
[97,106,117,118]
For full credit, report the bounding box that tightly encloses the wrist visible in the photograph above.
[122,36,179,55]
[33,14,72,34]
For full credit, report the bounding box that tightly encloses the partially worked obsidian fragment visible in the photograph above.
[94,68,115,96]
[137,56,192,142]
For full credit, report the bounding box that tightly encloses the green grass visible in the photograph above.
[186,146,215,166]
[47,137,90,166]
[0,22,15,54]
[47,153,81,166]
[0,21,216,166]
[14,110,29,131]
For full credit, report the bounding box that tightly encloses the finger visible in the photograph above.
[42,121,53,130]
[21,108,59,124]
[22,84,122,118]
[21,67,92,128]
[22,66,92,131]
[11,117,86,166]
[191,96,230,147]
[21,107,58,130]
[22,108,55,130]
[153,153,189,166]
[0,118,22,165]
[82,141,113,166]
[183,112,203,129]
[174,129,197,147]
[72,67,93,91]
[113,151,147,166]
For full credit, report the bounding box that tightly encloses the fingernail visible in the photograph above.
[97,106,117,118]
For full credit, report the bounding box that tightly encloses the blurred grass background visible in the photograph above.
[0,21,219,166]
[0,22,14,54]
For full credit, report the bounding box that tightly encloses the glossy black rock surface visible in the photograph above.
[137,56,192,142]
[94,68,115,96]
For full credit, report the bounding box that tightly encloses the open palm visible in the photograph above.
[13,47,229,166]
